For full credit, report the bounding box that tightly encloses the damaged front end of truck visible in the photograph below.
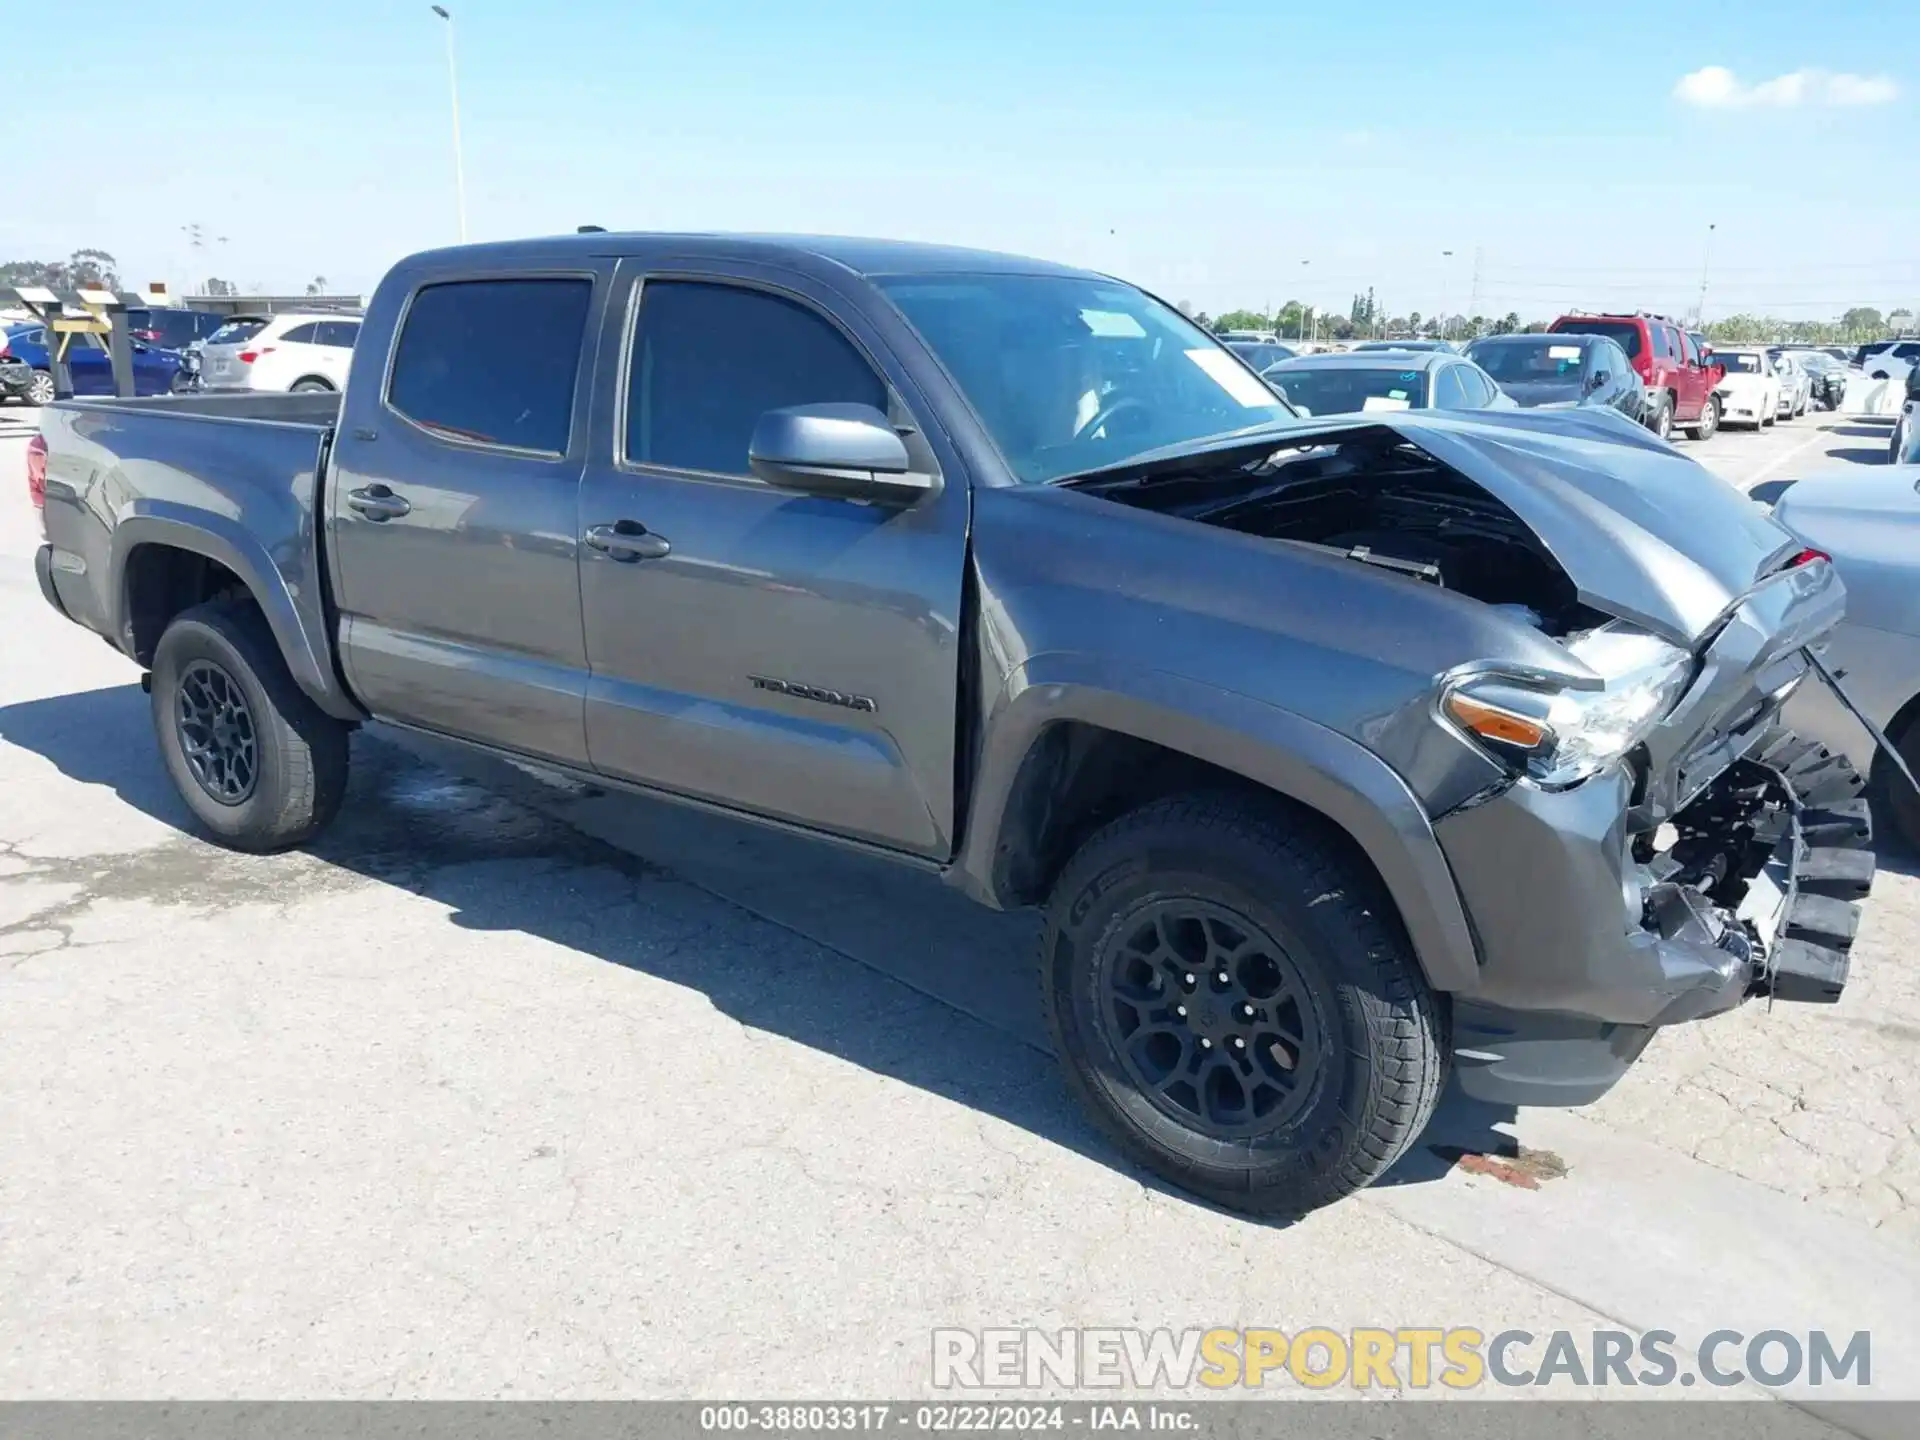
[1060,408,1885,1106]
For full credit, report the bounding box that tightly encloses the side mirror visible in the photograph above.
[1588,370,1610,389]
[748,402,937,504]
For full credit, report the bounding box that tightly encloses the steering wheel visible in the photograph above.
[1076,395,1151,442]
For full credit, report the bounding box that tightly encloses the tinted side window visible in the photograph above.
[318,321,361,348]
[388,278,592,454]
[280,323,320,344]
[1462,365,1498,405]
[626,280,886,475]
[1677,331,1698,365]
[1432,364,1470,409]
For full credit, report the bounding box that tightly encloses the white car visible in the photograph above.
[1770,351,1812,419]
[198,312,362,393]
[1711,347,1782,429]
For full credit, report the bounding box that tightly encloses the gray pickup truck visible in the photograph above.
[31,233,1879,1216]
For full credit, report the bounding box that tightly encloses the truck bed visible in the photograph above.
[53,390,342,428]
[37,389,346,713]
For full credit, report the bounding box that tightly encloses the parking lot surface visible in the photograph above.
[3,403,1917,1417]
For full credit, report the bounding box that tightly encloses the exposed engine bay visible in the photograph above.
[1065,430,1609,635]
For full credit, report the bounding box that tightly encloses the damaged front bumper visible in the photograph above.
[1439,732,1875,1106]
[1434,560,1879,1108]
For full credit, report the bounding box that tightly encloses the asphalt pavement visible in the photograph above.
[3,400,1916,1420]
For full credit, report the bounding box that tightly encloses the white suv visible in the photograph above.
[199,312,362,393]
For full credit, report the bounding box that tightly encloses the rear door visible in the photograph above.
[326,268,608,765]
[63,332,114,395]
[573,259,970,857]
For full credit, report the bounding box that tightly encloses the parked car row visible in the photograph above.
[0,305,362,403]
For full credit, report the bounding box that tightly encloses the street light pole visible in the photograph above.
[1694,223,1716,327]
[431,5,468,242]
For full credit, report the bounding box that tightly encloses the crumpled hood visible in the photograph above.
[1378,410,1800,644]
[1094,409,1801,647]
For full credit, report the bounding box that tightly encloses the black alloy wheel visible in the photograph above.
[1096,898,1325,1140]
[173,657,260,804]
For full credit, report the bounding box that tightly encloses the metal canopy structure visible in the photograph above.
[0,284,172,399]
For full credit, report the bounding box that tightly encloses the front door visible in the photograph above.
[575,261,969,857]
[326,268,608,766]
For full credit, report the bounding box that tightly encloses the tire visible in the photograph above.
[289,378,334,393]
[1683,394,1720,441]
[26,368,55,406]
[1871,714,1920,856]
[1646,394,1673,441]
[1039,793,1447,1217]
[150,600,349,852]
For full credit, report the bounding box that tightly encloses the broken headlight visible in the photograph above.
[1443,627,1694,788]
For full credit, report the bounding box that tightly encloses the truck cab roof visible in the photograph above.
[399,232,1105,283]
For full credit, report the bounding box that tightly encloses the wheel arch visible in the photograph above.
[951,655,1482,992]
[111,511,362,721]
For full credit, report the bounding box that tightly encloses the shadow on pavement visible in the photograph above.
[1825,446,1890,465]
[0,681,1515,1210]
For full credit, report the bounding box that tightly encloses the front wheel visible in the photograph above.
[1683,394,1721,441]
[25,368,54,406]
[151,600,350,852]
[1040,794,1447,1216]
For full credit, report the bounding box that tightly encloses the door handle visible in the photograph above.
[346,484,411,521]
[584,521,670,561]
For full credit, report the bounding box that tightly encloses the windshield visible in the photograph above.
[1552,320,1641,358]
[1263,365,1427,416]
[876,274,1294,484]
[206,318,267,346]
[1797,352,1836,372]
[1721,352,1764,374]
[1469,340,1589,385]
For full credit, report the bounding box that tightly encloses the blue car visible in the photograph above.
[1,322,182,403]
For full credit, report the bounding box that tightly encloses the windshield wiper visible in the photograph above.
[1298,541,1442,585]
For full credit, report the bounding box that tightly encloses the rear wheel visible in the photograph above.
[1683,394,1721,441]
[151,600,349,852]
[1040,794,1447,1217]
[1646,394,1673,440]
[289,378,334,393]
[26,368,54,406]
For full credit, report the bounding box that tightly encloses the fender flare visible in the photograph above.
[952,652,1481,993]
[110,505,363,721]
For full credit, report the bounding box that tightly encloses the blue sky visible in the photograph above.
[15,0,1915,322]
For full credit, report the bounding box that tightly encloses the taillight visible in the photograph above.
[1788,547,1831,568]
[26,434,47,534]
[0,335,10,357]
[237,346,276,364]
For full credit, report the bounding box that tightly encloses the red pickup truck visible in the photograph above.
[1548,311,1723,442]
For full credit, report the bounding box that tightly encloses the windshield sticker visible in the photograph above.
[1362,395,1412,412]
[1080,309,1148,339]
[1185,348,1279,408]
[1548,345,1582,359]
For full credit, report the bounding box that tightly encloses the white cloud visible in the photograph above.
[1674,65,1899,108]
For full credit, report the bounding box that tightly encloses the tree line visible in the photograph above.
[1187,292,1914,346]
[1,248,241,298]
